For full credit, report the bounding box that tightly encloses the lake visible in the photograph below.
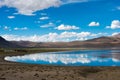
[4,49,120,66]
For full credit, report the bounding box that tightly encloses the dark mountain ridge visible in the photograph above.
[0,36,22,48]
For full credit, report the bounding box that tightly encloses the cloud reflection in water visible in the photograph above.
[4,50,120,66]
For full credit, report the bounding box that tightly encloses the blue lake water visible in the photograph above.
[4,49,120,66]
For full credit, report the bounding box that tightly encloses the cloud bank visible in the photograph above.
[2,31,106,42]
[0,0,90,15]
[0,0,61,16]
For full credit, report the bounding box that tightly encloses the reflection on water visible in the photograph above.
[4,49,120,66]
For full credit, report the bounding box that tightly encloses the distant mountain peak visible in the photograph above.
[0,35,120,48]
[113,33,120,38]
[0,36,6,41]
[0,36,21,48]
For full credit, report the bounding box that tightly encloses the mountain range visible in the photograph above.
[0,33,120,48]
[0,36,21,48]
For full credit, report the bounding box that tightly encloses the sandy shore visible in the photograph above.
[0,53,120,80]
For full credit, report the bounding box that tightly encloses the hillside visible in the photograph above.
[0,36,21,48]
[0,33,120,48]
[11,34,120,48]
[86,36,120,42]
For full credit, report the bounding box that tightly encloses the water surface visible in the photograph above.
[4,49,120,66]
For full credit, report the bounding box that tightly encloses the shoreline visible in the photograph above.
[0,49,120,80]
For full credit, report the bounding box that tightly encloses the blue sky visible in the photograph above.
[0,0,120,42]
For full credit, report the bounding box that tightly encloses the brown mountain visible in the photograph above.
[112,33,120,38]
[11,34,120,48]
[86,36,120,42]
[0,33,120,48]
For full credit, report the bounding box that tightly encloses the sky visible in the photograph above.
[0,0,120,42]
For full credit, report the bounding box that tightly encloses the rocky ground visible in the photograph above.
[0,52,120,80]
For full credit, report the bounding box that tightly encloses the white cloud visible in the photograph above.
[106,20,120,29]
[4,50,119,65]
[1,31,105,42]
[40,22,55,28]
[5,50,114,65]
[14,27,28,30]
[0,0,91,16]
[39,16,49,20]
[60,31,90,38]
[55,24,79,30]
[4,53,94,65]
[88,21,100,27]
[8,16,15,19]
[0,0,61,16]
[112,32,119,36]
